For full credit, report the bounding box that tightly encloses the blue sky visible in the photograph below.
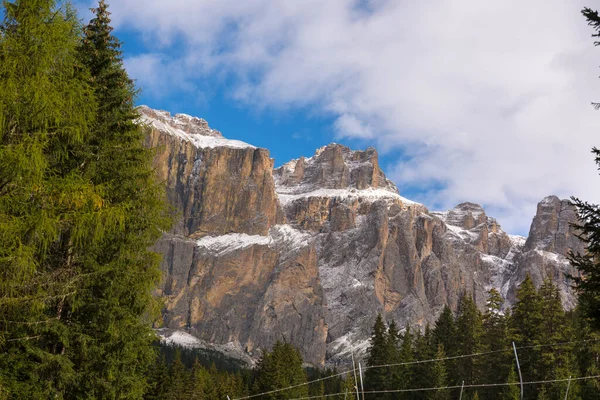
[74,0,600,235]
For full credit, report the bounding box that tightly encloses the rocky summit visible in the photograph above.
[138,106,583,367]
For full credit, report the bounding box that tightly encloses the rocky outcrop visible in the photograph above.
[140,107,584,367]
[504,196,583,309]
[141,106,283,237]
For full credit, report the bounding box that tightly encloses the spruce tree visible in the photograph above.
[365,313,389,396]
[433,305,457,357]
[536,279,578,399]
[454,294,483,399]
[510,275,543,398]
[481,289,511,400]
[341,374,357,400]
[66,1,173,397]
[569,7,600,327]
[385,320,401,400]
[397,325,414,399]
[432,305,457,397]
[254,341,308,400]
[574,308,600,398]
[500,366,520,400]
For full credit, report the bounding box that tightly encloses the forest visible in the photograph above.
[145,277,600,400]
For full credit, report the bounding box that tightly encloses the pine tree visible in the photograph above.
[582,7,600,109]
[384,320,401,400]
[145,352,171,400]
[432,305,457,397]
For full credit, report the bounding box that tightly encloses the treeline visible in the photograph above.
[363,276,600,399]
[149,276,600,400]
[145,341,357,400]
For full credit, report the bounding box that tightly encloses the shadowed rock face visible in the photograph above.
[141,107,583,367]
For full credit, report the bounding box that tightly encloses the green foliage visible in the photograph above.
[481,289,512,400]
[569,151,600,329]
[454,293,483,391]
[254,341,308,400]
[0,0,172,397]
[365,313,389,395]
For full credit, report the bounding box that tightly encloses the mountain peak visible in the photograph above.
[274,142,397,194]
[137,106,255,150]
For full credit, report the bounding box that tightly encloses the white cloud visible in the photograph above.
[107,0,600,234]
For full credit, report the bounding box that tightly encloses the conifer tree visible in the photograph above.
[0,0,98,396]
[454,294,483,399]
[254,341,308,400]
[500,366,521,400]
[397,325,414,399]
[341,374,357,400]
[481,289,511,400]
[433,305,457,357]
[536,279,578,399]
[385,320,401,400]
[569,7,600,327]
[65,1,172,397]
[432,305,457,396]
[574,308,600,398]
[365,313,389,396]
[510,275,543,398]
[0,0,171,396]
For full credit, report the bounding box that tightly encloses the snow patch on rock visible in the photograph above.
[277,187,420,207]
[138,106,255,150]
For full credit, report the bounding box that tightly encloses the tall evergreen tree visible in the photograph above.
[0,0,171,397]
[569,7,600,328]
[510,275,543,399]
[385,320,401,400]
[365,313,389,397]
[396,325,414,399]
[536,278,578,399]
[65,1,173,397]
[433,305,457,358]
[481,289,511,400]
[454,294,483,399]
[500,366,521,400]
[0,0,98,397]
[254,341,308,400]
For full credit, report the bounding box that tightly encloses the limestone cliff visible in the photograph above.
[139,107,583,367]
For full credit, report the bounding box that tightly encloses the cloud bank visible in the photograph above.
[107,0,600,234]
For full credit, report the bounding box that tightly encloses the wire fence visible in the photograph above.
[231,337,600,400]
[285,374,600,400]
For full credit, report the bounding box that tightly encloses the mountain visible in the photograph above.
[138,106,584,367]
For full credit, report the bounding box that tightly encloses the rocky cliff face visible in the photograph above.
[139,107,583,367]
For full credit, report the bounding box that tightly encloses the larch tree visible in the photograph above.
[0,0,98,397]
[0,0,171,397]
